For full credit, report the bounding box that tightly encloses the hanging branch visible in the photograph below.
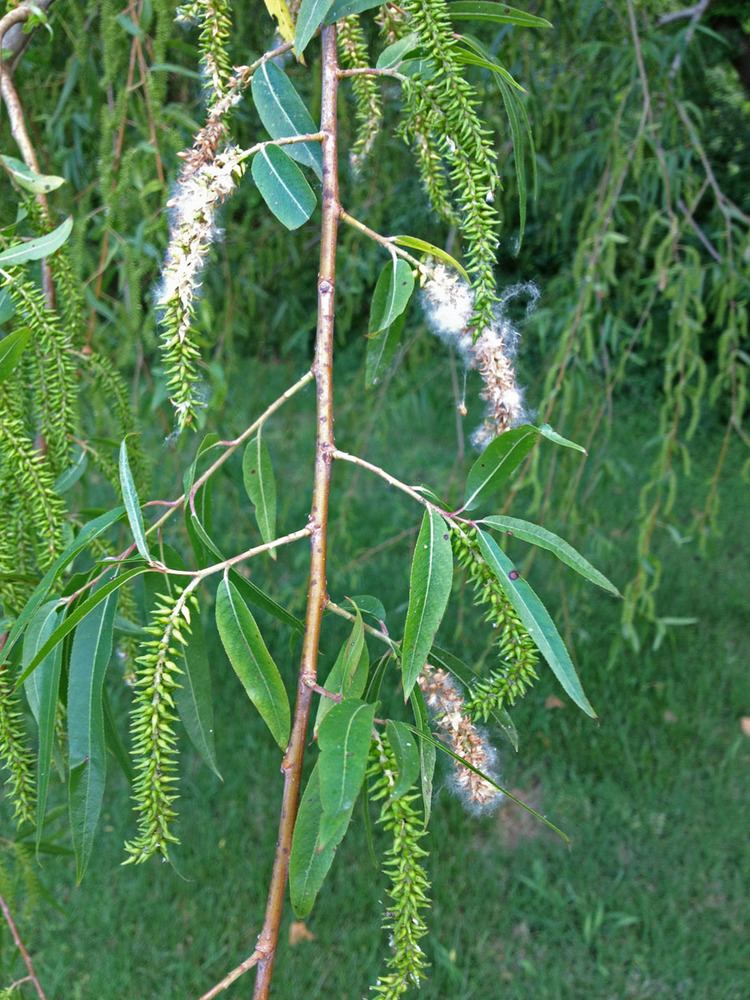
[251,23,341,1000]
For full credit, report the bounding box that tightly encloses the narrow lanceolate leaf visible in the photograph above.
[368,257,415,335]
[325,0,380,20]
[290,763,343,918]
[4,506,125,662]
[119,440,150,562]
[242,429,277,555]
[0,155,66,194]
[392,235,470,281]
[318,699,375,847]
[0,216,73,265]
[16,566,152,687]
[295,0,336,56]
[410,688,436,823]
[376,33,420,69]
[54,445,88,494]
[401,509,453,699]
[463,424,540,512]
[4,509,124,660]
[22,602,63,844]
[448,1,553,29]
[0,326,31,383]
[314,610,366,736]
[481,515,620,596]
[386,719,420,799]
[538,423,586,453]
[252,146,316,231]
[476,530,596,718]
[251,62,323,178]
[68,576,119,881]
[174,605,221,780]
[215,577,290,749]
[365,311,404,389]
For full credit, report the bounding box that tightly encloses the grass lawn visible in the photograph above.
[8,354,749,999]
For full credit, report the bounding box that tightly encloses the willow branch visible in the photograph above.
[250,25,341,1000]
[339,208,424,270]
[333,448,446,513]
[155,526,313,579]
[63,370,313,607]
[196,950,261,1000]
[0,893,48,1000]
[0,4,55,307]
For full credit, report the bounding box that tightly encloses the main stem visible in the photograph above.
[252,26,340,999]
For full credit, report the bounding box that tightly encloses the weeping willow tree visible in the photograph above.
[0,0,747,996]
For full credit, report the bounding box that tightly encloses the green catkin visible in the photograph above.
[0,381,65,572]
[451,528,539,719]
[0,269,76,478]
[337,15,383,171]
[124,586,197,864]
[0,671,36,829]
[402,0,501,331]
[369,731,431,998]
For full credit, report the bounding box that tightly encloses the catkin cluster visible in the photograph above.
[369,731,431,998]
[124,587,197,864]
[451,528,539,719]
[418,664,501,810]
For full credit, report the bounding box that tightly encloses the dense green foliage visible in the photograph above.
[0,0,747,995]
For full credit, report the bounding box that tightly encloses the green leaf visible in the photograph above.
[0,287,14,324]
[480,515,620,596]
[295,0,336,55]
[401,509,453,699]
[290,762,347,918]
[0,327,31,383]
[231,572,305,635]
[476,530,596,718]
[318,699,375,847]
[154,545,222,781]
[53,445,88,494]
[369,257,415,335]
[0,155,66,194]
[251,62,323,179]
[410,688,436,822]
[4,507,125,662]
[376,33,420,69]
[454,42,526,92]
[22,602,63,845]
[102,689,133,784]
[448,2,552,29]
[386,719,420,798]
[365,311,405,389]
[463,424,540,511]
[538,423,586,453]
[325,0,380,19]
[314,611,366,736]
[215,577,291,749]
[0,216,73,265]
[119,440,151,562]
[16,566,152,687]
[175,600,221,780]
[392,235,470,281]
[68,574,119,881]
[252,146,316,231]
[242,428,277,556]
[347,595,386,623]
[430,644,518,751]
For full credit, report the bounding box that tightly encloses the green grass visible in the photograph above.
[7,354,749,999]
